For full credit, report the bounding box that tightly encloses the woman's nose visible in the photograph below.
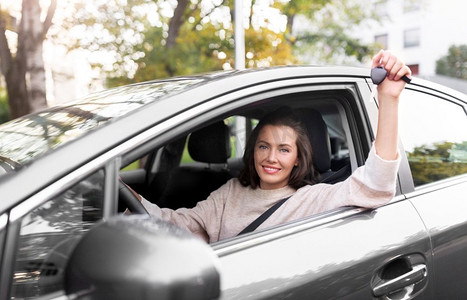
[266,149,277,162]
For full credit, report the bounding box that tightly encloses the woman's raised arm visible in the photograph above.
[371,50,412,160]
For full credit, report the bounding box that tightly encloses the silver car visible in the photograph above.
[0,66,466,299]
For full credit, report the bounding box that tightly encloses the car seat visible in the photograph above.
[330,137,350,171]
[157,121,232,209]
[295,109,351,184]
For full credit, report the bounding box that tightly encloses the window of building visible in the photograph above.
[407,64,419,75]
[374,0,389,17]
[403,0,422,13]
[375,34,389,49]
[404,28,420,48]
[399,90,467,187]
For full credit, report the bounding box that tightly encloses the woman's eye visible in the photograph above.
[258,145,268,150]
[280,148,290,153]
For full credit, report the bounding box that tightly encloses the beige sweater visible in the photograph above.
[142,145,400,243]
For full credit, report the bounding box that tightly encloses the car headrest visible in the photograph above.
[188,121,231,164]
[295,109,331,173]
[330,137,345,157]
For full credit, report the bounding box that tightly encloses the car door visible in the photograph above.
[208,79,433,299]
[398,85,467,299]
[214,201,431,299]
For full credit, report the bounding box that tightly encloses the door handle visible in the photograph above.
[372,264,427,297]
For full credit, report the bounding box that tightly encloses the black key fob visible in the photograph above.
[371,66,411,85]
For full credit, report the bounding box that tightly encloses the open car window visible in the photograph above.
[119,88,362,232]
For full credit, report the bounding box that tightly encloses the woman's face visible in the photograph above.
[254,125,299,190]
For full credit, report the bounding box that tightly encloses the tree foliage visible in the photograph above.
[278,0,378,64]
[436,44,467,80]
[63,0,378,87]
[0,0,384,118]
[407,141,467,186]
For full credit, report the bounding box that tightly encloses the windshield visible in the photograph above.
[0,77,205,176]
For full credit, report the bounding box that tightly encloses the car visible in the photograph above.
[0,65,466,300]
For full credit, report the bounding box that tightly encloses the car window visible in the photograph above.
[10,169,104,299]
[130,90,356,211]
[399,89,467,187]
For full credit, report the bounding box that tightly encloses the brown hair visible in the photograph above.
[238,107,318,189]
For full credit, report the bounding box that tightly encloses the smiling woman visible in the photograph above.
[139,102,400,243]
[242,107,315,190]
[254,125,299,190]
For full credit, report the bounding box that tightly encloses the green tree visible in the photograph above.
[278,0,378,64]
[436,44,467,80]
[0,0,57,119]
[114,20,296,86]
[412,141,455,161]
[64,0,379,86]
[407,141,467,186]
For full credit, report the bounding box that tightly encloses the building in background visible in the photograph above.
[357,0,467,92]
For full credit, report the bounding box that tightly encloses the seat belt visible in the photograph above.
[237,196,291,236]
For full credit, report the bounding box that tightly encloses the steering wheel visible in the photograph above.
[118,179,149,215]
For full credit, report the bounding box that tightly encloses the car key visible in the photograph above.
[371,66,411,85]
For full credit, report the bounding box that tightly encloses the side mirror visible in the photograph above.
[65,215,221,300]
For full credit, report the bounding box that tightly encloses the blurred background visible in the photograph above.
[0,0,466,122]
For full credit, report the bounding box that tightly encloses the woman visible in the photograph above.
[139,50,411,243]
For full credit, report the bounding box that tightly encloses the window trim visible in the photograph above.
[0,218,21,299]
[212,206,364,256]
[405,173,467,199]
[212,195,406,256]
[0,214,6,297]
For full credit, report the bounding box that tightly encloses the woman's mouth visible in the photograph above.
[262,165,281,174]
